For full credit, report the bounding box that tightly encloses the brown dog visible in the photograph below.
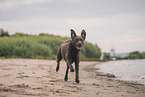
[56,29,86,83]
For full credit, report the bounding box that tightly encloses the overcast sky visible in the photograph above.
[0,0,145,53]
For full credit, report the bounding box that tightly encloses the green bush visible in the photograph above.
[37,36,65,55]
[0,32,102,60]
[128,51,144,59]
[0,37,52,58]
[81,41,101,58]
[0,28,10,37]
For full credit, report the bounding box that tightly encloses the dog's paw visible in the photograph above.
[56,66,59,72]
[70,68,74,72]
[76,80,80,83]
[64,76,68,81]
[64,78,68,81]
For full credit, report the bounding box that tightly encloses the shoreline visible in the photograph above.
[85,61,145,85]
[95,59,145,85]
[0,59,145,97]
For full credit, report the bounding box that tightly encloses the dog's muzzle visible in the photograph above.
[76,43,83,50]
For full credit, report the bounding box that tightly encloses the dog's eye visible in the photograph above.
[76,39,79,41]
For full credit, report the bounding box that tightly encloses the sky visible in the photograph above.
[0,0,145,53]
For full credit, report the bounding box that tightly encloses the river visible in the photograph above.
[96,59,145,84]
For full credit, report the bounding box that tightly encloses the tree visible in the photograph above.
[11,32,29,37]
[81,42,101,58]
[128,51,143,59]
[103,52,110,60]
[0,28,10,37]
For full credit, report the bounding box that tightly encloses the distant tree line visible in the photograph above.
[0,28,10,37]
[101,51,145,60]
[117,51,145,60]
[0,28,101,60]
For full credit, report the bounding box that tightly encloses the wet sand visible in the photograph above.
[0,59,145,97]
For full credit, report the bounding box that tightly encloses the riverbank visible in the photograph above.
[0,59,145,97]
[96,59,145,85]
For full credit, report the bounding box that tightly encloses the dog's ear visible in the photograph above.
[70,29,76,40]
[81,29,86,40]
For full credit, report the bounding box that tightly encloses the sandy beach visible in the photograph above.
[0,59,145,97]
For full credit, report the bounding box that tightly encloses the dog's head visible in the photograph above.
[70,29,86,50]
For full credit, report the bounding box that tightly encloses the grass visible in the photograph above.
[0,34,102,60]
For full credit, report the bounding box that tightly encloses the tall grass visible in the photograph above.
[0,37,53,59]
[0,34,101,60]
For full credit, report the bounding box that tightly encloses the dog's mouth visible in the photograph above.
[75,45,82,50]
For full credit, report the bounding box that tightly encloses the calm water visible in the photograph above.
[96,59,145,84]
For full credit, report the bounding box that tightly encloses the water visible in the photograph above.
[96,59,145,84]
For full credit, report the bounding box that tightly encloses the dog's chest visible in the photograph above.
[67,49,79,62]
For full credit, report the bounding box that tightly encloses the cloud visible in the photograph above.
[1,0,145,21]
[0,0,52,9]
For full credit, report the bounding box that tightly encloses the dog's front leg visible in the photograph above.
[64,62,74,81]
[75,62,80,83]
[64,65,69,81]
[67,61,74,72]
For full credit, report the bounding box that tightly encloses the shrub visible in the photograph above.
[0,32,102,60]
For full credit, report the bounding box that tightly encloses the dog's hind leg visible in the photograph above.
[56,47,62,72]
[64,65,69,81]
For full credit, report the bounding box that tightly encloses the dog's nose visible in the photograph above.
[78,43,82,47]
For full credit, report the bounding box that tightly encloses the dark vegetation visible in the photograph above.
[117,51,145,60]
[0,28,9,37]
[128,51,145,59]
[0,28,101,60]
